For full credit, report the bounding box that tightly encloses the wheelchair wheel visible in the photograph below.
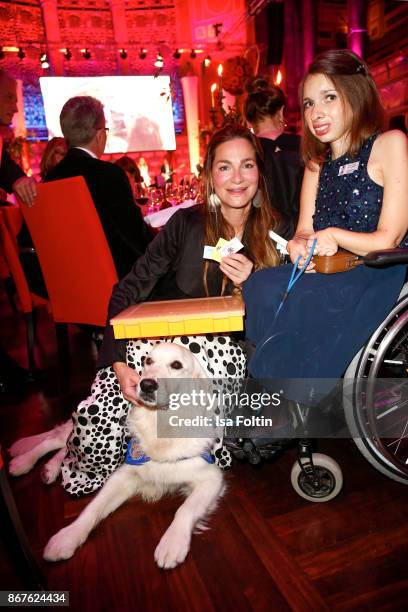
[291,453,343,502]
[343,291,408,484]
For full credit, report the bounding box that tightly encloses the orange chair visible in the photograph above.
[0,240,16,312]
[20,176,118,391]
[0,208,48,372]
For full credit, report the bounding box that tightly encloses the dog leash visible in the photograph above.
[275,239,317,318]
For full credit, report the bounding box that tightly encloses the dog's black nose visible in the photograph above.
[140,378,158,394]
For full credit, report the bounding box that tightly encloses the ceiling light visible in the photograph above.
[154,52,164,68]
[40,52,49,69]
[59,48,72,60]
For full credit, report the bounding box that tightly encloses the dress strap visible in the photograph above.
[358,132,379,163]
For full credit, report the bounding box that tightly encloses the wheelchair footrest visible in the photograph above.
[225,438,290,465]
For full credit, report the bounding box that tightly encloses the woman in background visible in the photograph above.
[137,156,151,187]
[244,77,303,238]
[40,137,67,180]
[115,155,142,197]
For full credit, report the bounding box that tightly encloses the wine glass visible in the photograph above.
[165,183,179,207]
[134,183,149,207]
[150,188,164,212]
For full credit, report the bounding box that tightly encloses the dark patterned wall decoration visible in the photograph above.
[170,72,184,134]
[0,0,44,44]
[23,81,48,140]
[57,0,117,76]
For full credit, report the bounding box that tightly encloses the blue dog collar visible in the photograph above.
[125,438,215,466]
[125,437,151,465]
[201,452,215,464]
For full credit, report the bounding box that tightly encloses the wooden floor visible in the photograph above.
[0,291,407,612]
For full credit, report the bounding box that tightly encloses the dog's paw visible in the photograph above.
[154,528,191,569]
[8,453,35,476]
[41,459,61,484]
[43,526,84,562]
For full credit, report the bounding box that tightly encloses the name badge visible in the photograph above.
[338,161,359,176]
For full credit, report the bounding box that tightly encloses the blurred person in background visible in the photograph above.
[137,156,151,187]
[0,70,36,206]
[114,155,142,198]
[244,77,303,238]
[40,137,67,180]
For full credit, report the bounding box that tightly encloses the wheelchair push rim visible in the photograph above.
[344,292,408,484]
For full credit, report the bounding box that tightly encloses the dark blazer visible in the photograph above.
[97,205,228,369]
[260,133,304,239]
[44,148,153,278]
[0,149,25,193]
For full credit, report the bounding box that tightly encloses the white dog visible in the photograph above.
[40,343,223,569]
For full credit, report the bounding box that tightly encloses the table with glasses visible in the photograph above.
[136,181,201,228]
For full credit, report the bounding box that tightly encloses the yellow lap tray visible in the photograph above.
[110,295,245,339]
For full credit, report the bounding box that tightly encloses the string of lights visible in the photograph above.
[0,41,247,69]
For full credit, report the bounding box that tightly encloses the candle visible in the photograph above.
[210,83,217,108]
[217,64,224,110]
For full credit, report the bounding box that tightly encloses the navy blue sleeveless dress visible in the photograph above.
[244,134,406,404]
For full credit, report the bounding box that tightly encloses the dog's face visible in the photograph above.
[136,343,208,408]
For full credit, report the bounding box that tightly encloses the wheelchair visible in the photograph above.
[226,248,408,502]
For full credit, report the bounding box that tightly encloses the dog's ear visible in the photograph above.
[191,355,208,379]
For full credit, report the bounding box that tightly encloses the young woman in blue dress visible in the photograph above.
[290,49,408,268]
[244,49,408,393]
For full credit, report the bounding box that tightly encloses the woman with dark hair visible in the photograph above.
[54,123,279,496]
[244,77,303,237]
[40,137,67,180]
[244,49,408,401]
[114,156,142,186]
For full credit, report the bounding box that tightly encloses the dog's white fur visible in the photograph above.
[30,343,224,569]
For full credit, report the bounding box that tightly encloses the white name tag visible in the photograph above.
[338,161,359,176]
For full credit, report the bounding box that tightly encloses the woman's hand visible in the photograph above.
[307,228,339,256]
[113,362,140,404]
[287,235,316,271]
[220,253,254,287]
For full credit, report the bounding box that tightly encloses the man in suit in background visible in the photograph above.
[0,70,36,206]
[45,96,152,278]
